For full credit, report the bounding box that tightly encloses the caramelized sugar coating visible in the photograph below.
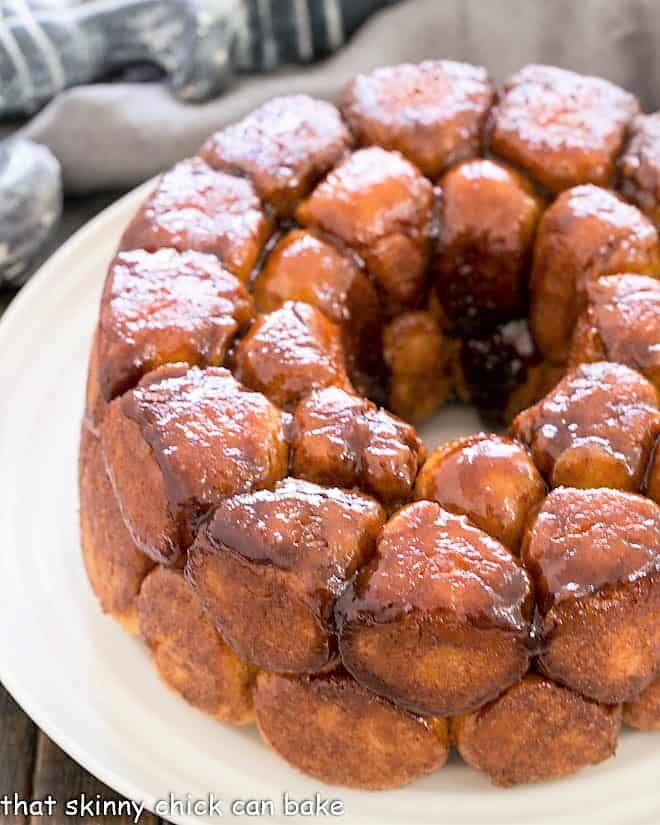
[79,424,154,633]
[120,157,272,282]
[619,113,660,225]
[570,274,660,391]
[137,567,254,723]
[253,229,383,392]
[98,248,253,402]
[511,362,660,491]
[200,95,351,216]
[491,64,639,193]
[254,669,449,789]
[434,159,542,330]
[340,60,495,177]
[415,434,546,553]
[529,185,660,363]
[295,147,434,308]
[291,386,425,505]
[233,300,352,410]
[383,311,452,423]
[522,487,660,702]
[187,478,385,673]
[623,678,660,730]
[453,673,621,786]
[336,501,533,716]
[101,365,288,564]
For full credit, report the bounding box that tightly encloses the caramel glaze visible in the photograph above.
[529,184,660,364]
[569,274,660,391]
[619,112,660,225]
[339,60,495,178]
[414,434,546,553]
[522,487,660,614]
[252,229,384,395]
[116,364,288,556]
[434,159,543,332]
[511,361,660,491]
[232,300,353,411]
[200,95,352,217]
[491,64,639,193]
[186,478,385,672]
[339,501,532,632]
[295,146,434,309]
[336,501,534,716]
[98,248,253,402]
[291,386,425,507]
[120,157,274,283]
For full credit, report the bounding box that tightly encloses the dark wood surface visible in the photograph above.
[0,193,166,824]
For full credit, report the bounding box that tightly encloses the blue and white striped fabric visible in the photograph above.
[0,0,399,116]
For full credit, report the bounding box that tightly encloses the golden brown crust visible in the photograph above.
[491,64,639,193]
[232,301,352,410]
[337,501,533,716]
[529,185,659,364]
[569,274,660,391]
[623,677,660,730]
[253,229,383,394]
[138,567,254,723]
[522,487,660,702]
[120,158,273,282]
[296,146,433,309]
[511,362,660,491]
[453,673,622,786]
[434,159,542,329]
[340,60,495,177]
[291,386,425,506]
[619,112,660,225]
[186,478,385,673]
[98,248,253,402]
[101,364,288,563]
[415,434,546,553]
[254,669,449,789]
[200,95,351,216]
[79,424,154,633]
[383,311,452,423]
[84,326,106,434]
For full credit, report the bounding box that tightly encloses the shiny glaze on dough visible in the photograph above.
[570,274,660,390]
[296,146,433,308]
[233,300,352,410]
[529,184,659,363]
[415,434,546,552]
[200,95,351,216]
[511,361,659,491]
[522,487,660,613]
[120,157,273,282]
[98,248,253,401]
[492,64,639,192]
[340,60,494,177]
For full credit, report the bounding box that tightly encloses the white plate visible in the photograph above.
[0,183,658,825]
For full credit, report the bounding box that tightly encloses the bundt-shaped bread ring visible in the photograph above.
[79,58,660,791]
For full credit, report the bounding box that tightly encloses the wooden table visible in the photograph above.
[0,196,165,824]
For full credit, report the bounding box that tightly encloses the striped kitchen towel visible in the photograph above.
[0,0,400,117]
